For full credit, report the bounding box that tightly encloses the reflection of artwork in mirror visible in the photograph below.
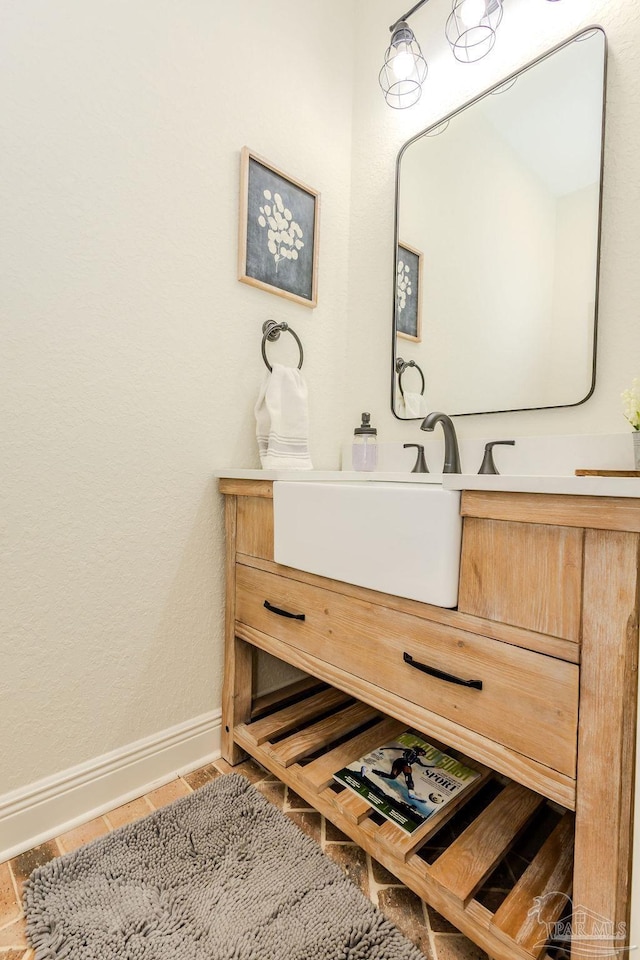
[396,243,423,342]
[238,147,320,308]
[392,28,606,418]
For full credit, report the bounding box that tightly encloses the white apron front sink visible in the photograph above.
[273,481,462,608]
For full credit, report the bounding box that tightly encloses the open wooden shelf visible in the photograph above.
[235,681,574,960]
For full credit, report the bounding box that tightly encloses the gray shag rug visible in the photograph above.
[24,773,424,959]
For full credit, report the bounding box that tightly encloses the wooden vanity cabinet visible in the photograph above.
[220,479,639,960]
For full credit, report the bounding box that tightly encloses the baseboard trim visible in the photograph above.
[0,710,221,863]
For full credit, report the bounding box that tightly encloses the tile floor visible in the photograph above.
[0,757,491,960]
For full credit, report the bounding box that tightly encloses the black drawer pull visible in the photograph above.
[264,600,306,621]
[403,652,483,690]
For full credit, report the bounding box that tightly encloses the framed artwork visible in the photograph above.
[396,241,423,342]
[238,147,320,308]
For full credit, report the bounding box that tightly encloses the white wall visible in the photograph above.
[1,0,355,796]
[348,0,640,443]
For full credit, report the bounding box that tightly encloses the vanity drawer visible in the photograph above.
[235,564,579,777]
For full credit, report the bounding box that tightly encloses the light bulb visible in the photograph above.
[460,0,487,27]
[380,21,427,108]
[393,48,415,80]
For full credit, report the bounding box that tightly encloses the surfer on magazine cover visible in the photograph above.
[370,746,436,801]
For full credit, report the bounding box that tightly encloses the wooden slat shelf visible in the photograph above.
[297,716,407,793]
[235,682,574,960]
[250,677,327,720]
[429,781,545,905]
[267,701,380,767]
[376,760,493,863]
[242,687,352,746]
[491,813,575,957]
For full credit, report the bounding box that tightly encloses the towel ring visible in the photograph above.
[395,357,425,399]
[261,320,304,372]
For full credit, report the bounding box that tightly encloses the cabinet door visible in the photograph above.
[236,496,274,561]
[458,518,583,643]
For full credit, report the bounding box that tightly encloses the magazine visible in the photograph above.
[333,730,480,835]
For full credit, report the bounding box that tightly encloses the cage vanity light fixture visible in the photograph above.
[446,0,504,63]
[379,16,429,109]
[380,0,562,108]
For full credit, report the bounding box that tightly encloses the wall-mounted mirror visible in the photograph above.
[392,28,606,418]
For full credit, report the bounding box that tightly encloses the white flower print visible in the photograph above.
[396,259,413,313]
[257,189,305,272]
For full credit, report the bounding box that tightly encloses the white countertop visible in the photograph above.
[214,469,442,484]
[444,473,640,498]
[214,468,640,498]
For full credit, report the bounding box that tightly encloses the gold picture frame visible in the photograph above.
[238,147,320,308]
[396,241,423,343]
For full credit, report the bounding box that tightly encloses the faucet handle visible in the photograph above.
[403,443,429,474]
[479,440,515,475]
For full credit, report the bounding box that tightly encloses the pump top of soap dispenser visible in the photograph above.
[354,413,377,436]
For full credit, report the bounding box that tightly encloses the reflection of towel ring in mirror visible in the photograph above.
[261,320,304,372]
[395,357,425,398]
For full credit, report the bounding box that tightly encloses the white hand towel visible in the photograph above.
[402,391,427,418]
[255,362,313,470]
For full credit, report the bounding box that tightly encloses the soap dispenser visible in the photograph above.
[352,413,378,472]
